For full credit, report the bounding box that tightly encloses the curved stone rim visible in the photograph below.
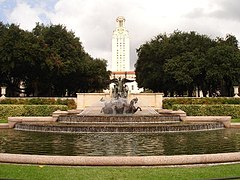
[14,121,224,133]
[1,152,240,166]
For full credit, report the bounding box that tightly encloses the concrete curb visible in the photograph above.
[0,152,240,166]
[184,116,231,128]
[231,123,240,128]
[8,116,54,128]
[0,123,9,129]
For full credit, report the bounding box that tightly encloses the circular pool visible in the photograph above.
[1,128,240,156]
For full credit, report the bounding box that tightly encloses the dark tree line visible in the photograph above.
[135,31,240,97]
[0,22,111,97]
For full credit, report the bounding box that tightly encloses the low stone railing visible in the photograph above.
[8,116,54,128]
[183,116,231,128]
[76,93,164,110]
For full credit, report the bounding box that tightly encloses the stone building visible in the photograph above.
[112,16,130,71]
[109,16,143,94]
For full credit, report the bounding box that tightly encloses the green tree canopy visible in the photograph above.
[135,31,240,97]
[0,22,110,96]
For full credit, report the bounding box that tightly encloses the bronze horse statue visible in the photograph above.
[101,97,142,114]
[123,97,142,114]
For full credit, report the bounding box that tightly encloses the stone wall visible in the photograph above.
[76,93,164,110]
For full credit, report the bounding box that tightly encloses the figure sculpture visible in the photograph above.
[101,75,142,114]
[111,77,133,99]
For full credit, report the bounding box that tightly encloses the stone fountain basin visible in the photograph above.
[14,120,224,133]
[7,111,231,133]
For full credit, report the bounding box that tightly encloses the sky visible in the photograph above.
[1,0,240,70]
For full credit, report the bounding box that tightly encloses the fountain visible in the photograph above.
[2,77,238,166]
[13,77,226,133]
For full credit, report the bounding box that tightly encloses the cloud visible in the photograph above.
[8,1,42,30]
[6,0,56,30]
[186,0,240,21]
[183,0,240,41]
[209,0,240,21]
[3,0,240,69]
[49,0,139,66]
[49,0,209,68]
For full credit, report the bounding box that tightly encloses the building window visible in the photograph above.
[132,85,134,90]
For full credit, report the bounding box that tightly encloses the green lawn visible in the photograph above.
[0,119,8,123]
[1,163,240,180]
[231,118,240,123]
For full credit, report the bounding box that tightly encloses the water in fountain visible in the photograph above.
[79,99,107,116]
[133,98,159,115]
[1,128,240,156]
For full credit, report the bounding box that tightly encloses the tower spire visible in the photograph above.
[116,16,125,28]
[112,16,130,72]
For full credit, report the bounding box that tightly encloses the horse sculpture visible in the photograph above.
[124,97,142,114]
[101,97,142,114]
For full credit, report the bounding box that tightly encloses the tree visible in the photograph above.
[0,23,34,96]
[135,30,239,97]
[30,24,86,96]
[135,31,214,95]
[163,31,215,96]
[0,22,111,96]
[77,58,111,93]
[135,33,174,93]
[206,44,240,96]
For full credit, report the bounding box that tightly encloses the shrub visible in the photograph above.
[22,105,68,116]
[163,97,240,109]
[172,104,240,118]
[0,105,68,121]
[56,99,76,109]
[0,98,76,109]
[0,105,25,120]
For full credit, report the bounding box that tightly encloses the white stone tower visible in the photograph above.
[112,16,130,71]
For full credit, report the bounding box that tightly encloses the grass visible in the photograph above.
[0,119,7,123]
[231,118,240,123]
[1,163,240,180]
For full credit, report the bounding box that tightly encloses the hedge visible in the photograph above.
[163,97,240,109]
[0,98,76,109]
[0,105,68,121]
[172,104,240,118]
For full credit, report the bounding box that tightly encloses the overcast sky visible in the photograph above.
[1,0,240,70]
